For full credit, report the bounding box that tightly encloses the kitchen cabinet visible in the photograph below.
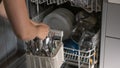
[100,1,120,68]
[106,3,120,38]
[108,0,120,4]
[104,37,120,68]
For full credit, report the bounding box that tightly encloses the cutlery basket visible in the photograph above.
[25,42,64,68]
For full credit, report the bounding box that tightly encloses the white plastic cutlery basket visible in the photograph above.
[26,42,64,68]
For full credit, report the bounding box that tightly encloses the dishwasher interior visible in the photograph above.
[20,0,103,68]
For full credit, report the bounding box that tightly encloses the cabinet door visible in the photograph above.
[108,0,120,4]
[106,3,120,38]
[104,37,120,68]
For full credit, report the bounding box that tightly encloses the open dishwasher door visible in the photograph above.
[0,16,17,65]
[2,0,103,68]
[28,0,102,67]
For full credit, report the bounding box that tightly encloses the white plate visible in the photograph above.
[43,8,75,40]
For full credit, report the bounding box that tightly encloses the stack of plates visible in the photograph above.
[43,8,75,40]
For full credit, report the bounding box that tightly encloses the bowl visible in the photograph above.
[63,38,79,54]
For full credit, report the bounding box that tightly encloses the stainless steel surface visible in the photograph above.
[0,16,17,65]
[99,0,107,68]
[37,0,39,14]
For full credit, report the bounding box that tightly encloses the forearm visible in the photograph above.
[3,0,38,40]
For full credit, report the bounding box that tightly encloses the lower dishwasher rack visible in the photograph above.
[64,33,99,68]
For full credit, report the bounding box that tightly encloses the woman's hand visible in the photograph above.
[36,23,50,40]
[31,20,50,40]
[3,0,49,41]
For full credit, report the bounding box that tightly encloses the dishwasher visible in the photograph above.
[27,0,102,68]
